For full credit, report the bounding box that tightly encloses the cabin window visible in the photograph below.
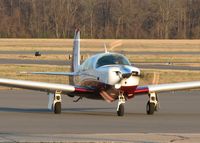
[96,54,130,68]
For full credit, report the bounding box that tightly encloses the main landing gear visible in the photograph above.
[48,91,62,114]
[146,92,159,115]
[117,93,126,116]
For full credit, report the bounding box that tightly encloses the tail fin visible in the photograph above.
[72,29,80,72]
[69,29,80,84]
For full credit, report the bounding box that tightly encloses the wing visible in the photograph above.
[0,78,95,95]
[135,81,200,95]
[21,72,79,76]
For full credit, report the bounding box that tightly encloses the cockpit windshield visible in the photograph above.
[96,54,130,68]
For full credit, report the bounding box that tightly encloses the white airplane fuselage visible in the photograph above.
[74,52,141,101]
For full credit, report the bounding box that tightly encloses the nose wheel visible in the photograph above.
[117,103,124,116]
[117,93,126,116]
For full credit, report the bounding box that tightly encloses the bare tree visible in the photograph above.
[0,0,199,39]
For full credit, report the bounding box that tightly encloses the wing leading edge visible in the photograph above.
[135,81,200,95]
[21,72,79,76]
[0,78,95,95]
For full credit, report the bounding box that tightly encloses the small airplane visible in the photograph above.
[0,29,200,116]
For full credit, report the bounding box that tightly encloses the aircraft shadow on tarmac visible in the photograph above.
[0,107,117,116]
[62,107,119,116]
[0,107,49,113]
[1,107,199,116]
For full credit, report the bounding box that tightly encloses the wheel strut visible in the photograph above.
[48,90,62,114]
[146,92,159,115]
[117,92,126,116]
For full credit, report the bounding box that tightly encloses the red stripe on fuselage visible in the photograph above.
[75,87,95,93]
[120,85,137,94]
[134,86,149,94]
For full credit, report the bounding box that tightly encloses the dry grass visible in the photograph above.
[0,39,199,89]
[127,54,200,63]
[0,39,199,62]
[0,54,68,61]
[174,63,200,67]
[0,64,199,90]
[0,39,200,52]
[0,64,69,83]
[140,69,200,85]
[1,54,200,63]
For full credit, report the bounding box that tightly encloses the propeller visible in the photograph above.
[139,71,160,85]
[114,70,141,89]
[109,40,122,51]
[152,72,160,84]
[106,40,160,85]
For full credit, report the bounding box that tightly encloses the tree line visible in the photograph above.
[0,0,200,39]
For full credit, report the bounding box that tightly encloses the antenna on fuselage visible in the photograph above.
[104,43,109,53]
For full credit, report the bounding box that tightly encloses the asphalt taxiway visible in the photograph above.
[0,89,200,142]
[1,50,200,55]
[0,51,200,142]
[1,58,200,71]
[0,90,200,142]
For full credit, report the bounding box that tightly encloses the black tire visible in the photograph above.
[146,101,155,115]
[155,94,159,112]
[117,104,124,116]
[155,103,159,112]
[54,102,61,114]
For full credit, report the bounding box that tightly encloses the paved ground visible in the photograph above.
[0,133,200,143]
[0,89,200,142]
[1,58,200,71]
[1,50,200,55]
[0,50,200,142]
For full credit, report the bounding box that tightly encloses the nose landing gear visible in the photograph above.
[117,93,126,116]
